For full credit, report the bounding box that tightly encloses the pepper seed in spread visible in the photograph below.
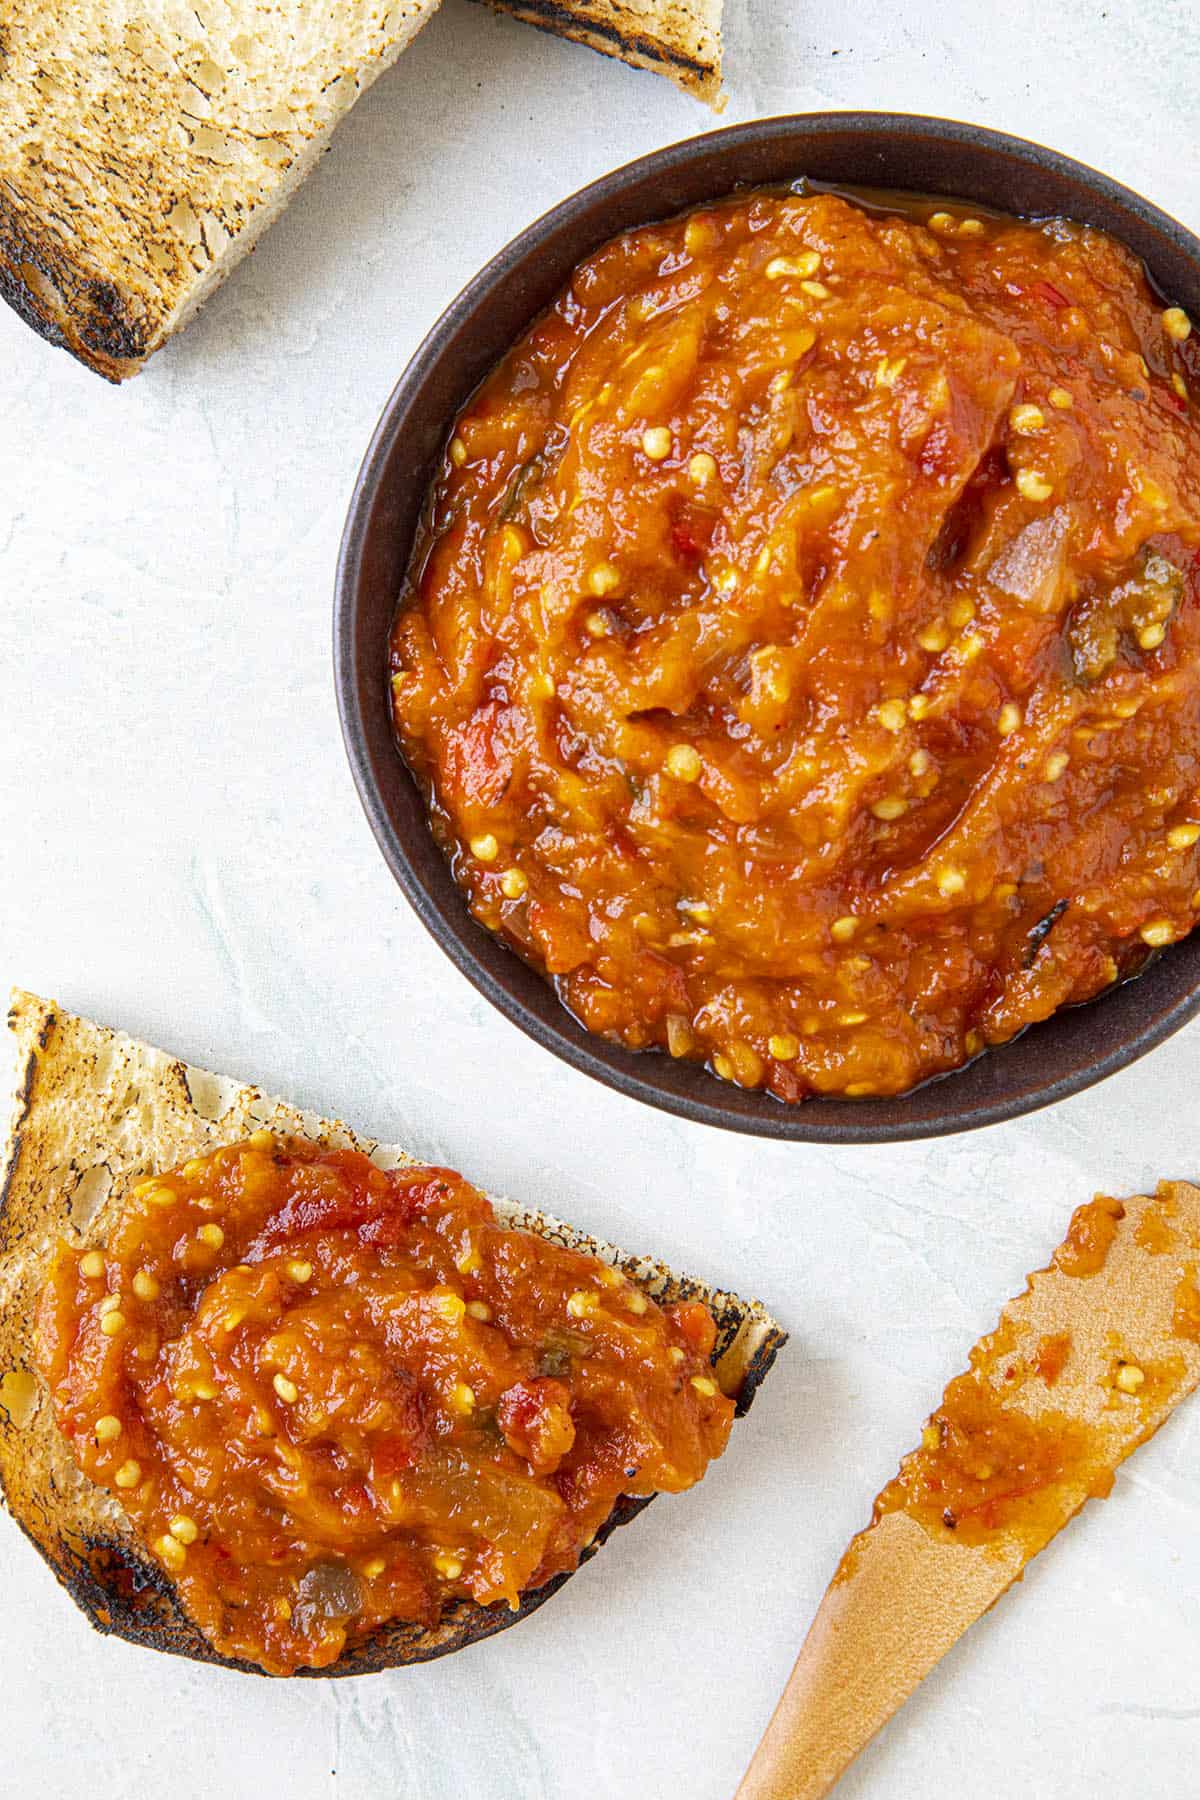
[35,1135,732,1674]
[391,186,1200,1102]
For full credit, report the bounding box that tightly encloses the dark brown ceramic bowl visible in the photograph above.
[335,112,1200,1143]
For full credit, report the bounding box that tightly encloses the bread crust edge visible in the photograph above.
[0,197,147,380]
[476,0,723,103]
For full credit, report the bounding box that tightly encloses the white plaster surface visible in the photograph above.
[2,2,1199,1795]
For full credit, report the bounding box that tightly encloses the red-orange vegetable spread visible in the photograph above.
[865,1185,1200,1558]
[873,1356,1102,1552]
[391,186,1200,1101]
[36,1134,731,1674]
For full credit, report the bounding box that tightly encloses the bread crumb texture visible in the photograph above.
[0,1,443,378]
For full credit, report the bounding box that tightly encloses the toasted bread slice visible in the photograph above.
[737,1183,1200,1800]
[0,0,722,382]
[479,0,723,104]
[0,990,784,1676]
[0,1,444,380]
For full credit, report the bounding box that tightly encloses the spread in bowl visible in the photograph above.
[36,1133,732,1673]
[390,187,1200,1102]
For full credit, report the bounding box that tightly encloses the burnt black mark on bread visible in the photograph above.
[475,0,713,79]
[0,260,68,351]
[731,1324,786,1418]
[0,203,144,381]
[80,279,148,363]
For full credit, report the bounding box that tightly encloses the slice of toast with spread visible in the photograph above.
[0,990,784,1675]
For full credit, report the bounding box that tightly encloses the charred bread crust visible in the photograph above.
[0,199,145,381]
[478,0,723,103]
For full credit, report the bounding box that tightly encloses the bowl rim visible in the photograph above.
[335,108,1200,1144]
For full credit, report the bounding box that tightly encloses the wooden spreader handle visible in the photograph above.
[737,1181,1200,1800]
[736,1511,1021,1800]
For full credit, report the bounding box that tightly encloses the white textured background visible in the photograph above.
[3,3,1200,1796]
